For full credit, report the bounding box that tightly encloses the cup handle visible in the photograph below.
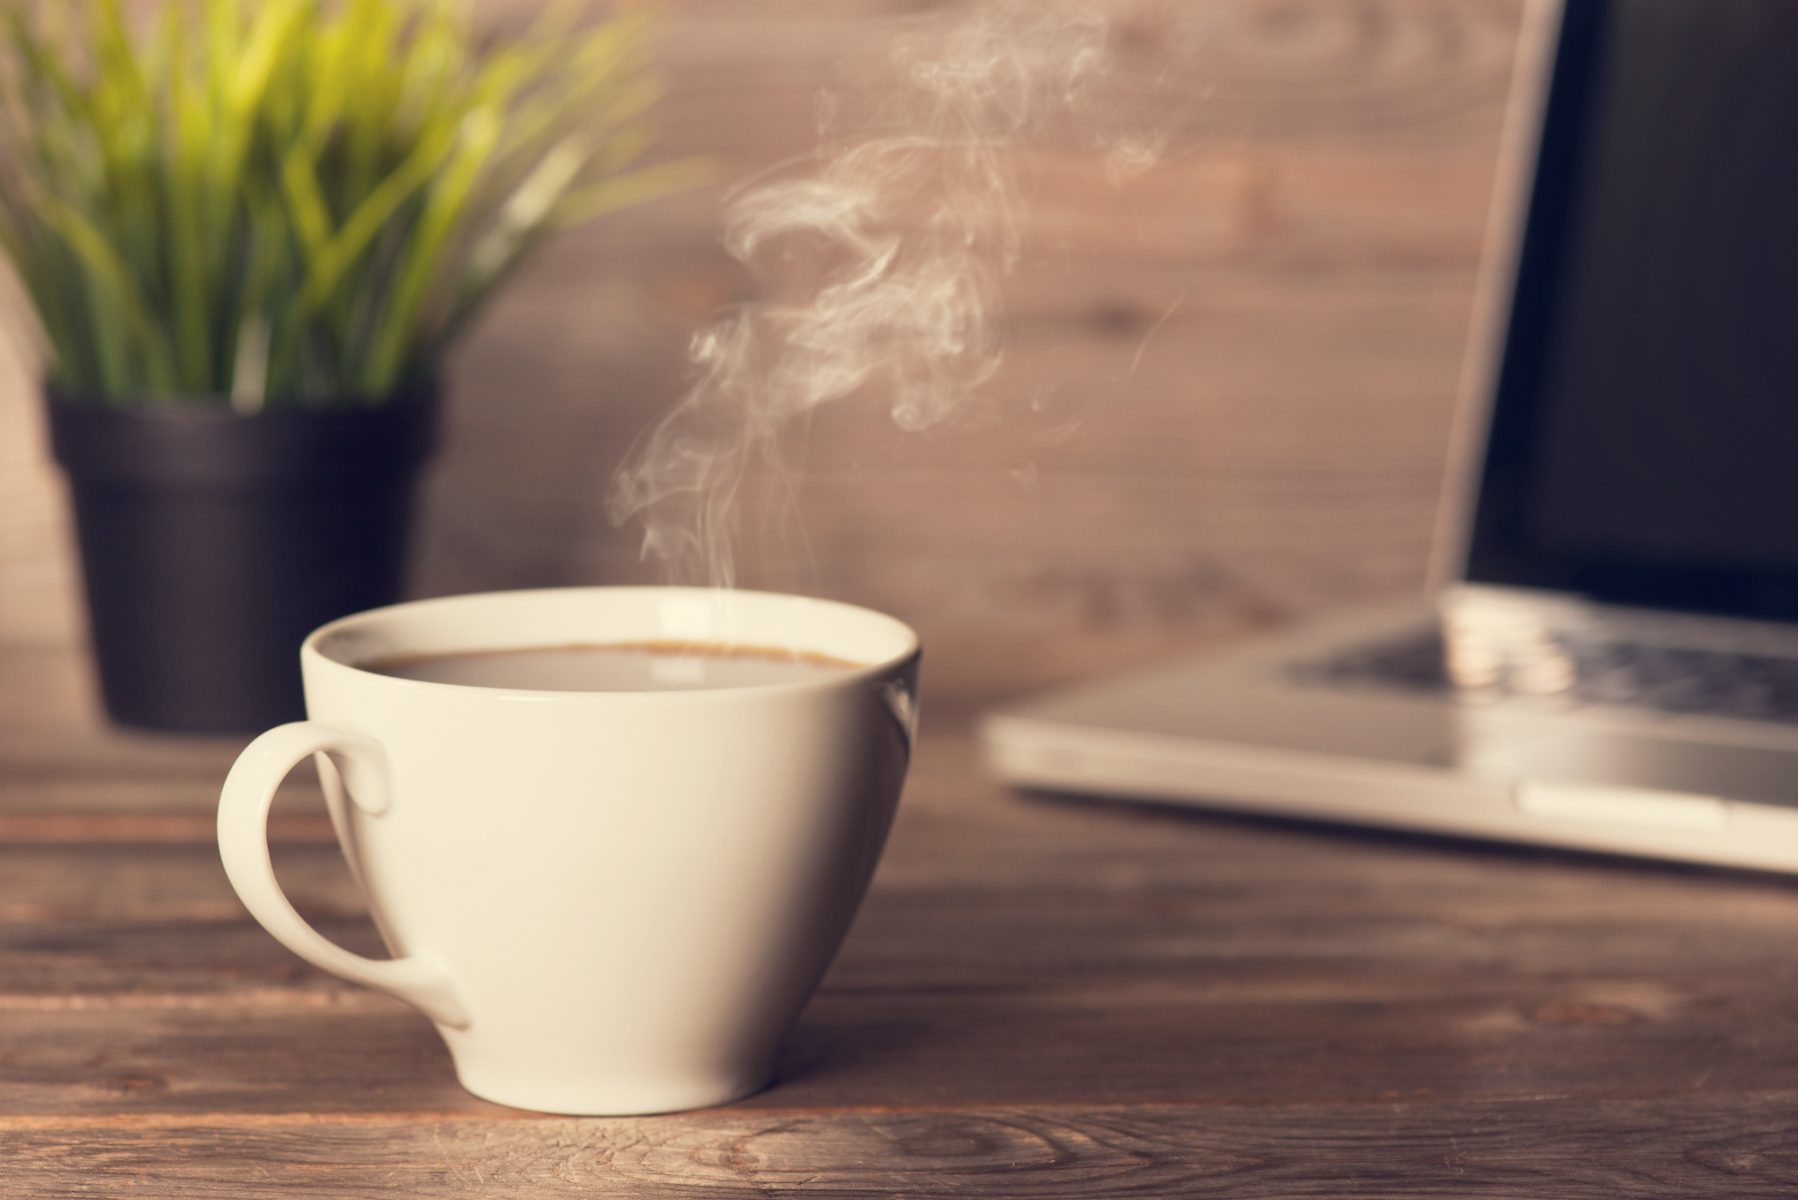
[218,722,470,1029]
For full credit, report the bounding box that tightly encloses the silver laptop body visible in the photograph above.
[982,0,1798,873]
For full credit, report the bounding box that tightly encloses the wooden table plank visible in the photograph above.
[3,1094,1795,1199]
[1,974,1794,1117]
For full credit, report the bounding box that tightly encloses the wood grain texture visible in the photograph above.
[0,0,1522,684]
[4,1095,1798,1199]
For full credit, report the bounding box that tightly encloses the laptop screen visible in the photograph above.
[1463,0,1798,621]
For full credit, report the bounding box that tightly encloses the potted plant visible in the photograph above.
[0,0,690,732]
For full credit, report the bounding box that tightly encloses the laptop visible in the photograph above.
[981,0,1798,873]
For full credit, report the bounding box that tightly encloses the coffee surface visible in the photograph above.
[363,641,858,692]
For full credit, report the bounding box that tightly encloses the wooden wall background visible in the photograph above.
[0,0,1525,718]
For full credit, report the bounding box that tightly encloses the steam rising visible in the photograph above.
[607,1,1157,587]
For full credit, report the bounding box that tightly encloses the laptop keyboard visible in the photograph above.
[1294,625,1798,725]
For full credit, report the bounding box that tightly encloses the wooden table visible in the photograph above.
[2,641,1796,1197]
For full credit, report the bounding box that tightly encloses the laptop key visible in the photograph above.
[1294,627,1798,726]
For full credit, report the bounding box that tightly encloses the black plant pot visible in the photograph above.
[47,388,437,733]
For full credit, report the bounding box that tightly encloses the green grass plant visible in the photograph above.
[0,0,693,408]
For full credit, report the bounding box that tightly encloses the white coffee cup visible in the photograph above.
[217,587,920,1115]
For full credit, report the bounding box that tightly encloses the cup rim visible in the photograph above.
[301,586,921,701]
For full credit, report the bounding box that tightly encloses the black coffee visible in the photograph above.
[363,641,858,693]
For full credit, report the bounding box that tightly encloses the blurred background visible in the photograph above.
[0,0,1525,729]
